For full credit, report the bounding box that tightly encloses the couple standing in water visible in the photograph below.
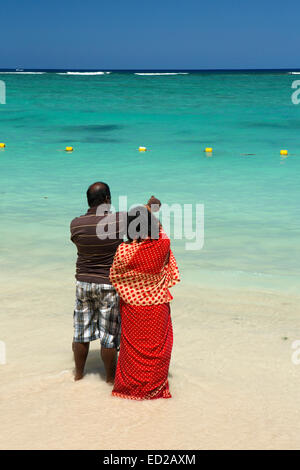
[70,182,180,400]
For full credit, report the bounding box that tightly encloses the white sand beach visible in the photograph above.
[1,276,299,450]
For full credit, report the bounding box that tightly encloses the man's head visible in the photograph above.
[87,182,111,207]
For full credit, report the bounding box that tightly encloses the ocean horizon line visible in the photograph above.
[1,67,300,73]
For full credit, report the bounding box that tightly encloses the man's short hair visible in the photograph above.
[87,182,111,207]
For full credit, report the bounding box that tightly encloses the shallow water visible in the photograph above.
[0,71,299,292]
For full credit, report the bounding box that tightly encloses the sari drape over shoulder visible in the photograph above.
[109,229,180,306]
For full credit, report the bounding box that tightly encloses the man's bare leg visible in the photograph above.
[101,347,117,384]
[73,341,89,381]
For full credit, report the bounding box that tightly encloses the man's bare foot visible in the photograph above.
[101,347,117,386]
[74,370,84,381]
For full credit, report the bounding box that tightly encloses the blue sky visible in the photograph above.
[0,0,299,69]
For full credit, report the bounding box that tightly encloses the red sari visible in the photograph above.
[110,229,180,400]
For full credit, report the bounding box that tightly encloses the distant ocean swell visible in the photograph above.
[56,71,111,75]
[0,71,191,76]
[134,72,189,76]
[0,70,299,76]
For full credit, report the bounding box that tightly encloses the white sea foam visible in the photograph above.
[289,72,300,74]
[134,72,189,76]
[57,71,111,75]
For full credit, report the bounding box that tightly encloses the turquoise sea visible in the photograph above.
[0,70,299,293]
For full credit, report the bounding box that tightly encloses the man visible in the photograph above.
[71,182,159,383]
[70,182,123,383]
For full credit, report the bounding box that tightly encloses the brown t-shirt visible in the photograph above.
[70,206,124,285]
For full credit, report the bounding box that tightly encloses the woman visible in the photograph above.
[109,202,180,400]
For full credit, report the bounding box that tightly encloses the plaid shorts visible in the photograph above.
[73,281,120,348]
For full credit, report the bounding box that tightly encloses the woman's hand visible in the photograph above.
[146,196,161,213]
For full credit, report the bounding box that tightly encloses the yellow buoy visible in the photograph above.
[65,146,73,152]
[205,147,213,153]
[139,146,147,152]
[0,143,6,148]
[280,149,288,156]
